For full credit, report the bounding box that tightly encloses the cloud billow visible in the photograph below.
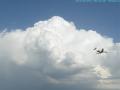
[0,16,120,90]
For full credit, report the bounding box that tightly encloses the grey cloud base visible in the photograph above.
[0,16,120,90]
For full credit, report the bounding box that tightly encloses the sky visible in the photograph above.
[0,0,120,42]
[0,0,120,90]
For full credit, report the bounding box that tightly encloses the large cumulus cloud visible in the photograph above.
[0,16,120,90]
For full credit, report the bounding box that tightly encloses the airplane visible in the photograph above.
[93,48,107,54]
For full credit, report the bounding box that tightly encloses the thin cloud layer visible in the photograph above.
[0,16,120,90]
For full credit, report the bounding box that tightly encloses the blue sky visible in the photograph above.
[0,0,120,42]
[0,1,120,90]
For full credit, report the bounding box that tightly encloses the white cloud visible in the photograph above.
[0,16,120,90]
[94,65,111,79]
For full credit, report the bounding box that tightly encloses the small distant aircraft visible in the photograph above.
[93,48,107,54]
